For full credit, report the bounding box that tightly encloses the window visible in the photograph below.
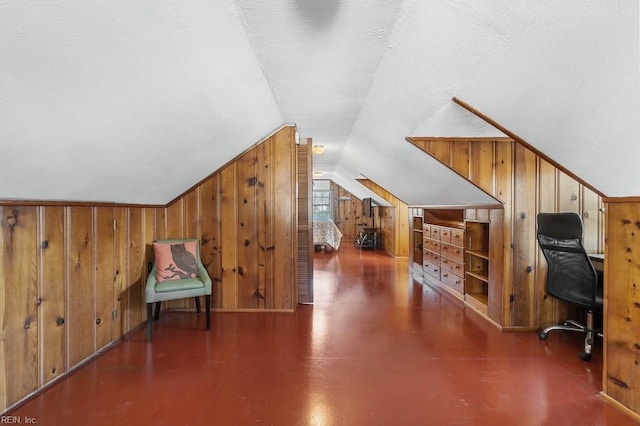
[313,190,332,221]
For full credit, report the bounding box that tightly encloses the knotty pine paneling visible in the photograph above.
[1,206,39,409]
[487,209,505,321]
[356,178,409,258]
[272,127,296,309]
[0,126,301,413]
[67,207,94,366]
[237,150,260,309]
[126,209,145,329]
[604,201,640,415]
[511,145,537,326]
[257,140,275,309]
[450,140,470,178]
[582,188,602,253]
[198,177,221,306]
[536,159,560,328]
[469,141,495,195]
[409,137,604,329]
[331,182,371,241]
[94,207,115,351]
[165,199,184,239]
[183,190,200,239]
[428,140,450,164]
[558,170,580,213]
[39,206,66,385]
[220,163,238,310]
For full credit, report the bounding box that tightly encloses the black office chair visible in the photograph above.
[536,212,603,361]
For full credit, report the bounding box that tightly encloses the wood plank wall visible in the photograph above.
[0,126,299,413]
[603,200,640,416]
[356,178,409,258]
[407,137,604,328]
[330,182,372,241]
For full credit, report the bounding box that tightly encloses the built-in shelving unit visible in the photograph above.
[409,207,501,325]
[464,220,490,315]
[410,209,424,272]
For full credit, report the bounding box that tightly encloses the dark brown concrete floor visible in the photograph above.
[9,244,638,425]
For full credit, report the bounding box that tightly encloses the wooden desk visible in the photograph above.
[589,253,604,272]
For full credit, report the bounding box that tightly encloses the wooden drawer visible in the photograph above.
[440,257,464,277]
[439,227,452,244]
[423,238,441,253]
[441,270,464,294]
[423,261,441,280]
[423,224,431,234]
[450,228,465,247]
[423,249,440,264]
[440,241,464,262]
[430,226,441,240]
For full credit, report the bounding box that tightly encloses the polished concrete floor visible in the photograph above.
[9,245,638,425]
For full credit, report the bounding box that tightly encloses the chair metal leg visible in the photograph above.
[581,310,596,361]
[195,296,201,314]
[154,302,161,320]
[538,309,602,361]
[146,303,153,343]
[205,295,211,330]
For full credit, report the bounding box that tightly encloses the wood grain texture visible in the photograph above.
[357,178,409,258]
[536,159,558,328]
[66,207,94,366]
[469,141,494,195]
[0,127,302,412]
[237,150,259,308]
[511,145,536,326]
[450,140,470,178]
[1,206,39,408]
[220,163,239,310]
[604,202,640,413]
[126,209,145,326]
[272,127,296,309]
[39,207,66,385]
[198,177,221,308]
[94,207,115,351]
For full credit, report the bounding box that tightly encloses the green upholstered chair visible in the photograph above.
[145,238,212,342]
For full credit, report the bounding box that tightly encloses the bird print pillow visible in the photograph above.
[153,240,199,282]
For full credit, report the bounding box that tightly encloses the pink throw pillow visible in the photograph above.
[153,241,199,282]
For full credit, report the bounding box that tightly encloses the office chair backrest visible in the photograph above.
[536,213,598,310]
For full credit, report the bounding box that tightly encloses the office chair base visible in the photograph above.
[538,316,603,362]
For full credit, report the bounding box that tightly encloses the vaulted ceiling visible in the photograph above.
[1,1,638,205]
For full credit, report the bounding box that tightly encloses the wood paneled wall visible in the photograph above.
[330,182,372,241]
[356,178,409,258]
[602,200,640,417]
[0,126,299,413]
[408,137,604,328]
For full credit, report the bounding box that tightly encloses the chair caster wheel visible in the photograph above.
[538,331,548,340]
[580,351,592,361]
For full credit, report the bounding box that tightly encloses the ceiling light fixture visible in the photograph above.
[313,171,324,177]
[312,145,325,155]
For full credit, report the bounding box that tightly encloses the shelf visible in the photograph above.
[466,249,489,260]
[465,292,488,314]
[466,270,489,283]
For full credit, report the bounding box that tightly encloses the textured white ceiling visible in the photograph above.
[0,0,638,204]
